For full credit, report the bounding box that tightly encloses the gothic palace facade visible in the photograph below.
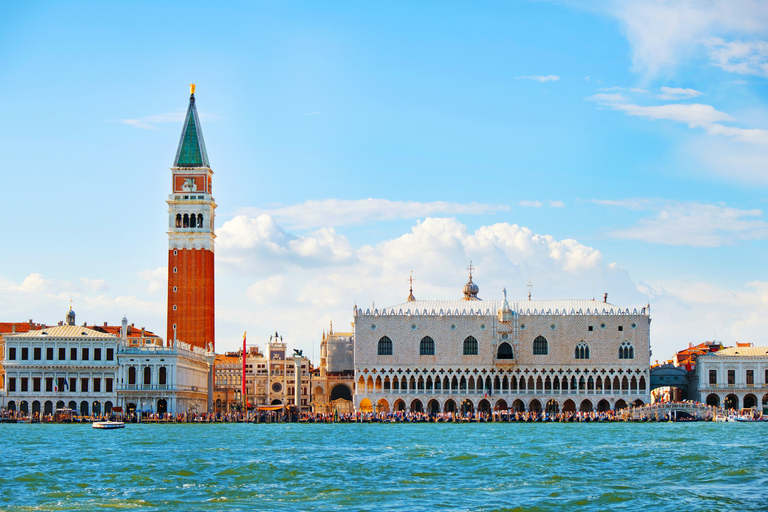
[354,275,651,414]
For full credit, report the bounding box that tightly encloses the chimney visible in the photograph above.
[28,319,33,326]
[12,325,16,333]
[603,293,607,303]
[104,322,108,327]
[141,327,145,336]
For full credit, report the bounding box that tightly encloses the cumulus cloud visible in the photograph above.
[236,199,509,229]
[216,214,355,274]
[516,75,561,82]
[598,200,768,247]
[215,215,645,353]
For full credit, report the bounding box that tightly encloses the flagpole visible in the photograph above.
[242,332,247,420]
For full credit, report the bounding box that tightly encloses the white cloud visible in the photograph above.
[236,199,510,229]
[707,37,768,77]
[549,200,565,208]
[518,200,544,207]
[599,200,768,247]
[588,94,768,146]
[215,215,646,354]
[216,214,356,274]
[656,86,704,100]
[516,75,561,82]
[80,278,110,293]
[139,267,166,294]
[639,279,768,359]
[602,0,768,78]
[598,86,650,93]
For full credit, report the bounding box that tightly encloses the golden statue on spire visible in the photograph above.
[189,83,196,95]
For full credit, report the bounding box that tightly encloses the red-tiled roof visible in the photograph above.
[0,322,45,334]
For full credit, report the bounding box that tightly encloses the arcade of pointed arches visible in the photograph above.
[356,365,648,412]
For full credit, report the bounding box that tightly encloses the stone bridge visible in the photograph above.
[624,402,723,421]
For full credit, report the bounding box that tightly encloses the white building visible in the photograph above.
[354,274,651,414]
[696,344,768,412]
[3,310,119,417]
[116,317,209,416]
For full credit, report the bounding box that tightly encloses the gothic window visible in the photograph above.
[497,342,514,359]
[575,341,590,359]
[619,341,634,359]
[463,336,478,355]
[377,336,393,356]
[533,336,548,355]
[175,214,182,228]
[419,336,435,356]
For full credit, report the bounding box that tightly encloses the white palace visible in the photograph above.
[354,272,651,414]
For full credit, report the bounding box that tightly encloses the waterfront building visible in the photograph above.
[696,343,768,412]
[251,336,311,409]
[0,320,45,397]
[116,316,209,416]
[167,85,216,351]
[311,324,355,414]
[354,271,651,414]
[213,346,263,413]
[649,363,689,402]
[2,310,119,417]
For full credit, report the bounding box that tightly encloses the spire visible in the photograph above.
[407,272,416,302]
[173,84,210,168]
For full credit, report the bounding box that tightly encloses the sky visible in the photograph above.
[1,0,768,363]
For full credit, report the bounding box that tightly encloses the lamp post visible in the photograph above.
[205,347,216,418]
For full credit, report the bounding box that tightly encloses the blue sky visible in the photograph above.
[2,0,768,361]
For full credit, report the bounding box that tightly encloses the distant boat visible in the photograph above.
[92,421,125,430]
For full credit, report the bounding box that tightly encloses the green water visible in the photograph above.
[0,423,765,511]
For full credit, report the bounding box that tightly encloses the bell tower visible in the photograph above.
[166,84,216,351]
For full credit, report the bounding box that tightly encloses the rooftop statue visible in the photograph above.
[293,348,304,357]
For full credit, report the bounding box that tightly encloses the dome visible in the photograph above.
[463,276,480,300]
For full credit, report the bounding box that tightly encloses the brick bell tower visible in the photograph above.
[167,84,216,351]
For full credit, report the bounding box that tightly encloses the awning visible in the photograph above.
[111,407,123,412]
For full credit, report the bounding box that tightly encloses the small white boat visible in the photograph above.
[92,421,125,429]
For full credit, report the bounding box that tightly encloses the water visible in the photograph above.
[0,423,766,511]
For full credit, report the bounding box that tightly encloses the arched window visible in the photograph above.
[419,336,435,356]
[377,336,393,356]
[619,341,634,359]
[143,367,152,386]
[183,214,189,228]
[197,213,203,228]
[497,342,514,359]
[159,367,167,386]
[575,341,590,359]
[175,214,182,228]
[463,336,478,355]
[128,367,136,385]
[533,336,548,355]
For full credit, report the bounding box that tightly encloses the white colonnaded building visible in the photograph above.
[696,344,768,412]
[354,271,651,415]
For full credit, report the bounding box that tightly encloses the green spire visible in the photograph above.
[173,92,210,168]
